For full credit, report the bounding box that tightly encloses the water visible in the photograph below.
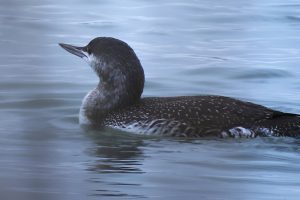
[1,0,300,199]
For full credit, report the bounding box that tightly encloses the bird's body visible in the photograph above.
[103,96,300,137]
[59,37,300,138]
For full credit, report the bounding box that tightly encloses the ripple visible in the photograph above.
[182,66,292,81]
[231,68,292,80]
[286,16,300,22]
[0,98,76,110]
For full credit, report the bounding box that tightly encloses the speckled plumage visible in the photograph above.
[104,96,300,137]
[59,37,300,138]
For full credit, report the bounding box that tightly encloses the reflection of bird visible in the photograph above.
[59,37,300,137]
[85,130,144,174]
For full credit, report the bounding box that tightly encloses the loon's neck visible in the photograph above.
[81,54,145,123]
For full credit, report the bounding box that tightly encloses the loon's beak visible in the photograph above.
[59,43,87,59]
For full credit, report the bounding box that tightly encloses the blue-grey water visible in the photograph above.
[1,0,300,199]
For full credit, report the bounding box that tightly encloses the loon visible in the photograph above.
[59,37,300,138]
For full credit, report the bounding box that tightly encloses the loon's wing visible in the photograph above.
[105,95,284,137]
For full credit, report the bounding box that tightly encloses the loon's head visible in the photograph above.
[59,37,145,107]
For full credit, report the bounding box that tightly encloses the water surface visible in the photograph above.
[1,0,300,199]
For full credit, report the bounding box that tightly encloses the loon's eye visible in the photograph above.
[86,47,91,55]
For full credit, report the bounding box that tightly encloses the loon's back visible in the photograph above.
[104,96,300,137]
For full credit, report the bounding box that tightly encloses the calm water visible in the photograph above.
[1,0,300,199]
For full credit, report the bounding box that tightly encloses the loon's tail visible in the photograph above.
[253,112,300,137]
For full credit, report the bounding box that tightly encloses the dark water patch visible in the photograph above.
[231,68,291,80]
[0,81,88,91]
[286,15,300,22]
[276,4,300,8]
[182,66,292,81]
[0,98,77,110]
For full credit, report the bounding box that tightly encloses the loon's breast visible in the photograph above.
[102,96,280,137]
